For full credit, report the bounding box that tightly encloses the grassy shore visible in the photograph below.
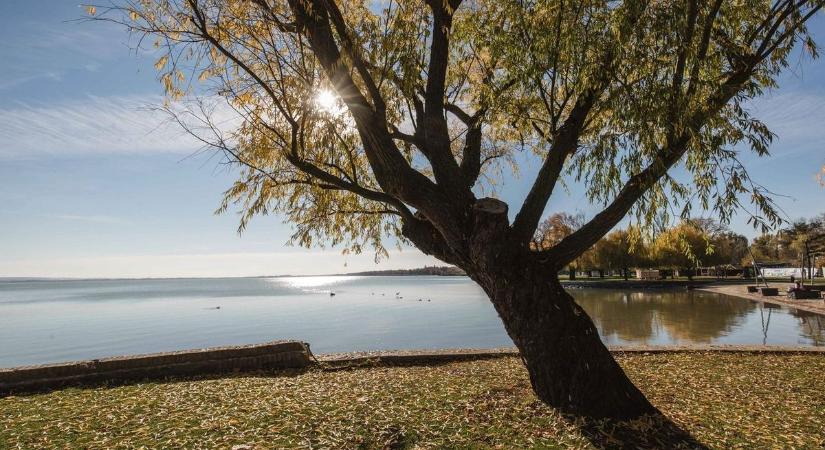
[2,352,824,449]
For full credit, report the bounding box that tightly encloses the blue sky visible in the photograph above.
[0,1,823,278]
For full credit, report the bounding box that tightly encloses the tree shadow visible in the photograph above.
[2,352,513,398]
[1,367,311,398]
[572,411,709,450]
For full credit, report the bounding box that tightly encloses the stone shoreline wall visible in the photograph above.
[4,342,824,396]
[0,340,312,396]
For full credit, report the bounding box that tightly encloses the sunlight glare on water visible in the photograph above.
[280,275,360,290]
[1,276,823,368]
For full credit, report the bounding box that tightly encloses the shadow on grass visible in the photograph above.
[0,367,312,398]
[1,353,514,398]
[573,412,709,450]
[5,356,709,449]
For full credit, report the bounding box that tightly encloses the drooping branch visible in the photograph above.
[510,3,650,245]
[517,0,823,253]
[285,144,414,221]
[186,0,296,128]
[96,0,825,270]
[165,95,414,221]
[541,137,691,267]
[543,65,762,266]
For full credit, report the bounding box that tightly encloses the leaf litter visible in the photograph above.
[2,353,824,449]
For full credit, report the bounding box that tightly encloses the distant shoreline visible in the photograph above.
[0,266,466,282]
[3,274,818,289]
[560,279,725,290]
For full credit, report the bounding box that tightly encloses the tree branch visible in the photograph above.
[317,0,387,119]
[542,66,760,266]
[423,0,463,119]
[511,92,599,244]
[286,0,448,215]
[417,0,466,194]
[510,4,650,245]
[448,77,517,189]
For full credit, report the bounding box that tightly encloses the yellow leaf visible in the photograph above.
[154,56,168,71]
[85,5,96,16]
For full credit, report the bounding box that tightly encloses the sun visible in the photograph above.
[314,89,341,114]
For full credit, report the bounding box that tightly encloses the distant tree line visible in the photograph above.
[749,214,825,269]
[351,265,466,276]
[533,213,825,280]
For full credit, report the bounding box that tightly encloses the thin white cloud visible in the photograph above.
[45,214,131,225]
[750,90,825,146]
[0,19,127,91]
[0,95,239,159]
[0,71,64,90]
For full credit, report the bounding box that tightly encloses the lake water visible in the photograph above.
[1,276,823,368]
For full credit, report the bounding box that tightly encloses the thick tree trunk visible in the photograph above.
[468,261,658,419]
[404,199,657,419]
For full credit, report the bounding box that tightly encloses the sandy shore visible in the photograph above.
[698,283,825,315]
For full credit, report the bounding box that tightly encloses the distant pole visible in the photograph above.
[805,239,813,285]
[748,247,768,288]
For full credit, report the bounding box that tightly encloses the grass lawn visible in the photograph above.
[2,352,824,449]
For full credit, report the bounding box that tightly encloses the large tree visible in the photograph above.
[592,228,648,280]
[95,0,823,418]
[651,221,711,278]
[531,212,590,278]
[783,216,825,274]
[691,218,749,271]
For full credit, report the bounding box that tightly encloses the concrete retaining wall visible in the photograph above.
[5,342,824,396]
[0,340,311,395]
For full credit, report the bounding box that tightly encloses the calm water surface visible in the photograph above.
[1,276,823,367]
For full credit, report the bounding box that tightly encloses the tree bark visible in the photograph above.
[468,260,658,419]
[405,199,657,419]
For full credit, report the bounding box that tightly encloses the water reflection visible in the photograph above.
[280,276,361,290]
[575,290,754,344]
[793,310,825,346]
[2,277,825,367]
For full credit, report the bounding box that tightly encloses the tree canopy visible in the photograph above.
[533,215,754,273]
[93,0,825,420]
[650,221,709,269]
[92,0,823,266]
[749,214,825,266]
